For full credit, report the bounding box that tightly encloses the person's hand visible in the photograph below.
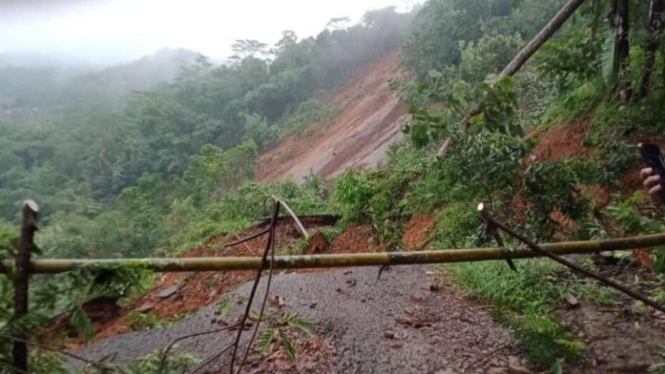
[641,167,662,202]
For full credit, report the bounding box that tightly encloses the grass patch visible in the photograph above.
[447,259,602,372]
[277,100,339,136]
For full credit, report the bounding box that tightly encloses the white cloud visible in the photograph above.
[0,0,417,64]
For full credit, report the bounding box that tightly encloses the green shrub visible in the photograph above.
[500,311,586,371]
[540,80,604,126]
[277,101,338,135]
[432,202,482,249]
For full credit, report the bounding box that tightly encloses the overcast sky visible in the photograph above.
[0,0,418,65]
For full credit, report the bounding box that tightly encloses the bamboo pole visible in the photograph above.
[5,232,665,274]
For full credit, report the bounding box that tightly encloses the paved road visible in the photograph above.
[79,265,519,373]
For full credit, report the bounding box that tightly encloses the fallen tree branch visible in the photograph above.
[158,323,241,373]
[478,203,665,314]
[254,214,340,229]
[228,200,280,374]
[462,341,512,372]
[234,233,254,253]
[481,216,517,272]
[237,201,279,374]
[224,228,270,248]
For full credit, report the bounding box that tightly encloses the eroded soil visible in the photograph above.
[257,52,408,183]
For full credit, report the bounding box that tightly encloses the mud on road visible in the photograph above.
[78,266,521,373]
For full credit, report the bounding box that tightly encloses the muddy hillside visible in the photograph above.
[257,52,408,182]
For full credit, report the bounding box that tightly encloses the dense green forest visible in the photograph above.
[0,7,413,259]
[2,0,665,372]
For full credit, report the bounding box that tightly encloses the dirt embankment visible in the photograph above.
[257,52,408,182]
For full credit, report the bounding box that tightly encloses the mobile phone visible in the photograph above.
[638,143,665,201]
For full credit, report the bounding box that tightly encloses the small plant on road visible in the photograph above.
[250,311,315,360]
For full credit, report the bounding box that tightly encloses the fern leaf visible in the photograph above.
[259,327,277,356]
[217,298,231,317]
[71,306,94,340]
[601,27,617,86]
[279,329,296,361]
[286,314,316,336]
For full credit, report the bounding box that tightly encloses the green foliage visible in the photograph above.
[540,81,604,126]
[451,260,591,370]
[332,167,413,245]
[499,311,586,371]
[445,129,532,204]
[648,345,665,373]
[0,7,414,264]
[536,28,603,91]
[432,202,481,249]
[602,192,665,236]
[454,32,524,83]
[598,192,665,272]
[106,349,198,374]
[216,298,231,317]
[401,0,563,79]
[242,114,278,151]
[451,260,566,313]
[251,311,315,361]
[276,100,338,135]
[523,157,599,240]
[123,311,168,331]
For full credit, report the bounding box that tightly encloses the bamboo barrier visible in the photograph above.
[6,232,665,274]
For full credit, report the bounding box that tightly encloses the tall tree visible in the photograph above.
[639,0,665,99]
[612,0,632,103]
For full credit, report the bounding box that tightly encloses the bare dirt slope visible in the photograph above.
[257,52,408,182]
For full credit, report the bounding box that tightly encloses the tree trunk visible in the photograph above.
[614,0,632,103]
[639,0,665,99]
[437,0,589,156]
[13,200,38,374]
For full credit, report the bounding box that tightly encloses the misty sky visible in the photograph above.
[1,0,418,65]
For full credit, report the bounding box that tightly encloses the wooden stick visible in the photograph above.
[482,217,517,272]
[478,203,665,314]
[13,200,38,374]
[237,202,279,374]
[224,228,270,248]
[227,200,280,374]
